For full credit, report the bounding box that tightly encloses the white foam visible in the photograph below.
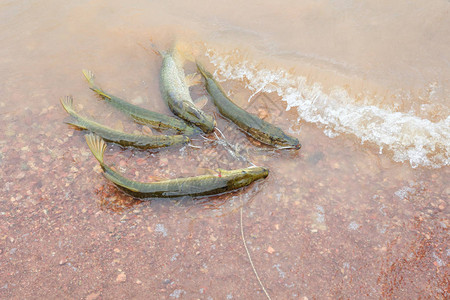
[206,49,450,168]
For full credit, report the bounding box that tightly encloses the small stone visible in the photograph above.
[93,165,102,174]
[136,279,142,284]
[86,292,101,300]
[141,126,154,136]
[257,108,269,120]
[267,246,275,254]
[41,155,51,163]
[116,272,126,282]
[159,158,169,167]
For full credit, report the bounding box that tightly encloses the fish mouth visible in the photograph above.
[274,138,301,150]
[292,142,302,150]
[260,167,269,178]
[281,136,301,150]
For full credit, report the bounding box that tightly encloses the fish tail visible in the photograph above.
[60,95,75,114]
[82,69,96,87]
[85,133,106,164]
[60,96,88,129]
[82,69,110,99]
[174,41,195,62]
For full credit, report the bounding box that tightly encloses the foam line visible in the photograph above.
[206,48,450,168]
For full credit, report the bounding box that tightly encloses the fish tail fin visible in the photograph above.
[60,95,75,114]
[85,133,106,164]
[60,96,87,129]
[174,41,195,62]
[82,69,96,87]
[82,69,111,100]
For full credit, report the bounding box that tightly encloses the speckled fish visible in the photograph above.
[60,96,189,149]
[85,134,269,198]
[82,69,200,135]
[159,48,216,134]
[197,63,301,149]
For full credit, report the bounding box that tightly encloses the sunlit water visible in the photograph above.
[0,0,448,299]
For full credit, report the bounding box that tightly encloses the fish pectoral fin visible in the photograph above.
[64,119,87,130]
[185,73,202,87]
[194,96,209,109]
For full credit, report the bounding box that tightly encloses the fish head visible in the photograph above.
[276,135,301,150]
[199,117,216,133]
[260,126,301,149]
[188,110,215,133]
[228,166,269,189]
[251,126,301,149]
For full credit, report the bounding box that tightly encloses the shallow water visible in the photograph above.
[0,0,448,299]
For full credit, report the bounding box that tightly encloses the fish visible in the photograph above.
[82,69,200,135]
[85,133,269,198]
[197,63,301,149]
[60,96,189,149]
[159,48,216,134]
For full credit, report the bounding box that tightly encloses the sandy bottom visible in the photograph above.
[0,1,448,297]
[0,74,448,299]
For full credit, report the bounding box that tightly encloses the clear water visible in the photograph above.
[0,0,448,298]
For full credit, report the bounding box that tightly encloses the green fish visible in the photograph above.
[197,63,301,149]
[85,134,269,198]
[61,96,189,149]
[83,69,200,135]
[159,48,216,134]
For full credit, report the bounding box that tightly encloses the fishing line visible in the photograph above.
[187,144,202,149]
[240,207,272,300]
